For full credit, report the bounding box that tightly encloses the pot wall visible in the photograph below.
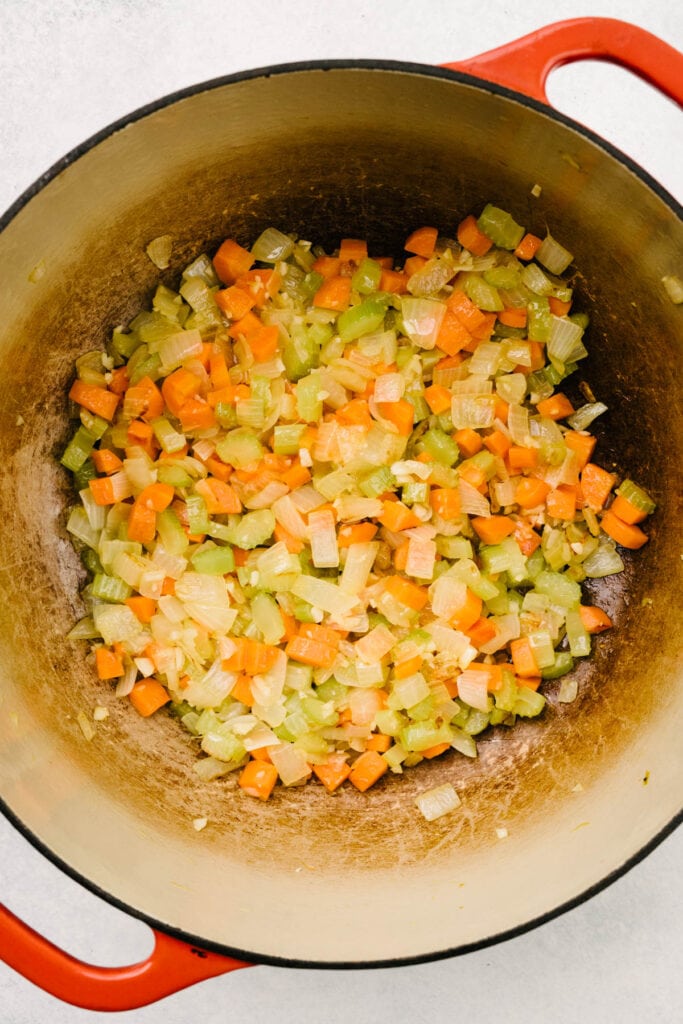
[0,65,680,963]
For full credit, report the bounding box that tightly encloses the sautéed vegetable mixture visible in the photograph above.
[62,205,656,809]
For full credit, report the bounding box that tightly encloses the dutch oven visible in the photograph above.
[0,17,681,1011]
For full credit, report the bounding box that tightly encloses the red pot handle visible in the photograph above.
[442,17,683,107]
[0,902,251,1011]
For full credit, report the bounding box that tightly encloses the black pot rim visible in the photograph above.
[1,56,681,972]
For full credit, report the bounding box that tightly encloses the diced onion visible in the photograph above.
[415,783,461,821]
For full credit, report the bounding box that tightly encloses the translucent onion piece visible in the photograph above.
[415,783,461,821]
[536,234,574,274]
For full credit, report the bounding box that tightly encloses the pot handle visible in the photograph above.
[442,17,683,107]
[0,902,252,1011]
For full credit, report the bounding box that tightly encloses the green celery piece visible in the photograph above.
[463,274,503,312]
[291,596,320,622]
[156,463,192,489]
[616,479,656,514]
[421,428,459,466]
[541,651,575,679]
[224,510,275,550]
[400,720,452,753]
[215,402,238,429]
[156,508,188,555]
[351,258,382,294]
[402,481,430,505]
[404,390,431,422]
[533,570,582,609]
[493,671,519,713]
[315,678,348,703]
[300,271,325,302]
[185,494,211,535]
[462,709,490,735]
[296,370,324,422]
[111,327,141,360]
[282,328,320,382]
[484,264,522,290]
[81,548,103,576]
[359,465,397,498]
[301,697,337,727]
[477,204,525,250]
[91,572,132,603]
[513,687,546,717]
[215,428,263,469]
[272,423,307,456]
[61,426,97,472]
[79,410,109,440]
[73,458,98,491]
[190,544,235,575]
[336,298,386,343]
[527,296,552,342]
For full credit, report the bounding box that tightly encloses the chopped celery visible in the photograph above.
[477,205,525,250]
[224,510,276,550]
[215,428,263,468]
[337,298,386,343]
[191,544,235,575]
[351,258,383,294]
[421,428,459,466]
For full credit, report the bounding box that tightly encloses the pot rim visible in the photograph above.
[1,56,681,968]
[1,57,682,237]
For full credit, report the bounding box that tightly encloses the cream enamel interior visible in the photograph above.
[0,66,681,964]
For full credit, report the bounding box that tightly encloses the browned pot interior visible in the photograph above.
[0,64,681,965]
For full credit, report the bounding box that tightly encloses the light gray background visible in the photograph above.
[1,2,681,1021]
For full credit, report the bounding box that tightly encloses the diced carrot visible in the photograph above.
[281,461,311,490]
[95,646,125,680]
[449,588,482,631]
[384,575,429,611]
[424,384,453,415]
[313,755,352,794]
[137,482,175,511]
[422,741,451,759]
[161,368,203,416]
[123,376,165,422]
[376,399,414,436]
[273,522,305,553]
[610,493,648,525]
[470,312,497,343]
[298,623,343,651]
[238,759,278,800]
[88,476,117,506]
[510,637,539,678]
[471,515,515,545]
[579,605,614,633]
[508,445,538,470]
[250,745,273,762]
[546,485,577,521]
[337,522,379,547]
[600,510,649,549]
[379,269,409,294]
[515,477,551,509]
[195,477,242,515]
[456,214,493,256]
[514,233,542,261]
[458,463,487,491]
[513,519,542,556]
[536,393,575,421]
[404,226,439,259]
[519,676,542,692]
[465,662,504,691]
[465,617,498,649]
[378,500,421,532]
[208,350,232,390]
[227,310,262,340]
[483,429,511,458]
[69,379,119,421]
[128,678,170,717]
[311,255,341,279]
[234,268,281,308]
[231,673,254,707]
[91,448,123,475]
[213,238,254,285]
[364,733,392,753]
[581,462,616,512]
[393,541,409,571]
[454,427,483,458]
[549,296,572,317]
[564,431,597,470]
[446,292,483,333]
[203,456,233,482]
[435,308,472,355]
[127,500,157,544]
[335,398,372,429]
[498,307,527,328]
[177,397,217,432]
[285,635,338,669]
[214,284,255,320]
[108,366,129,395]
[313,276,352,311]
[348,750,388,792]
[430,487,461,520]
[161,577,176,596]
[125,596,157,624]
[339,238,368,263]
[248,323,280,363]
[393,654,423,679]
[404,255,427,276]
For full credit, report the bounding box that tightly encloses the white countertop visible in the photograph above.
[1,2,681,1021]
